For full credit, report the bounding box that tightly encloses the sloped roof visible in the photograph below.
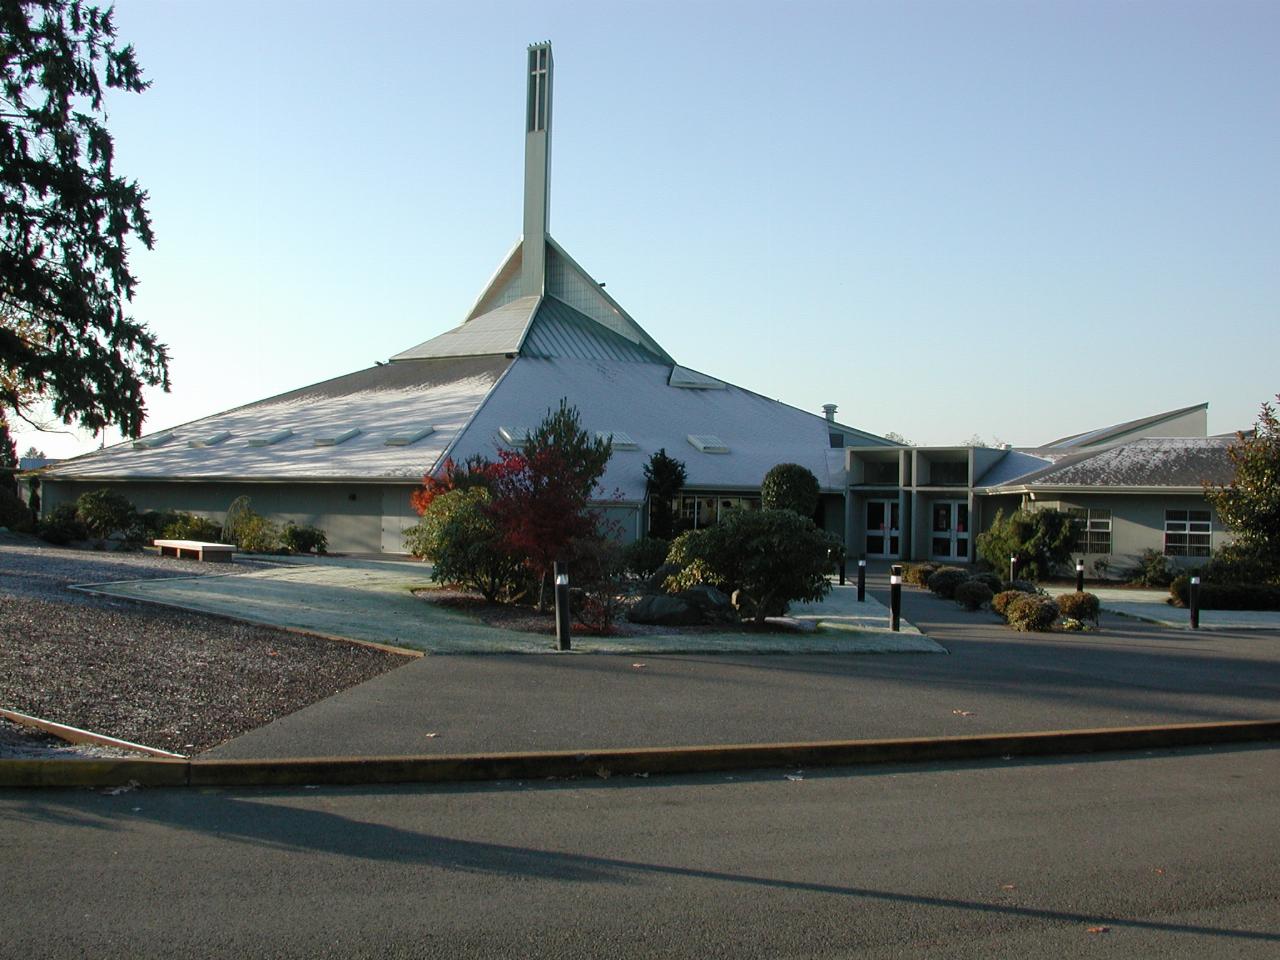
[521,296,657,361]
[391,296,539,360]
[1041,402,1208,449]
[973,449,1057,487]
[44,357,512,481]
[445,356,850,499]
[987,437,1235,491]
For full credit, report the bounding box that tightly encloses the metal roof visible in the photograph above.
[1041,402,1208,449]
[521,296,657,362]
[390,296,539,361]
[986,437,1236,490]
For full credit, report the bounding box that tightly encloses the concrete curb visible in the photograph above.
[0,708,187,758]
[2,719,1277,789]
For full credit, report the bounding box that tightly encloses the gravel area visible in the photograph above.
[0,717,145,760]
[0,535,411,756]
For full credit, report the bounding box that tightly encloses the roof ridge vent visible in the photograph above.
[132,433,177,450]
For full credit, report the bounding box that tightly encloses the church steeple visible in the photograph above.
[521,42,553,296]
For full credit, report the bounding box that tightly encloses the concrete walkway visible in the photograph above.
[1089,586,1280,631]
[76,554,942,655]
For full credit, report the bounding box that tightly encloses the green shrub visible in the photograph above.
[976,508,1074,581]
[1169,577,1280,611]
[406,487,524,602]
[991,590,1025,618]
[36,502,86,545]
[903,562,939,587]
[235,514,281,554]
[760,463,820,518]
[1198,542,1280,586]
[622,536,671,579]
[0,487,34,532]
[954,579,994,611]
[281,522,328,555]
[968,571,1004,593]
[925,566,969,599]
[1002,579,1038,595]
[1129,548,1175,587]
[75,488,136,539]
[661,508,838,622]
[160,512,223,542]
[1005,594,1060,632]
[1056,591,1100,624]
[220,495,256,549]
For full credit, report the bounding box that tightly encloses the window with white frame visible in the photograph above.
[1068,507,1112,554]
[1164,509,1211,557]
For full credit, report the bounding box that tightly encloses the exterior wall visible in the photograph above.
[40,478,406,554]
[1032,493,1230,578]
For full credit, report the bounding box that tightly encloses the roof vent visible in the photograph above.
[597,430,638,451]
[822,403,838,423]
[248,428,294,448]
[499,425,533,446]
[688,434,729,454]
[384,426,435,447]
[188,431,231,448]
[132,433,176,450]
[314,428,362,447]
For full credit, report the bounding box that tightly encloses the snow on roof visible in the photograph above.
[44,357,512,482]
[990,437,1236,490]
[445,356,849,500]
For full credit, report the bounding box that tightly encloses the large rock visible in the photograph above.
[677,584,737,623]
[627,593,702,626]
[642,562,682,593]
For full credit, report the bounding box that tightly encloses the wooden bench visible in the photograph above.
[154,539,236,563]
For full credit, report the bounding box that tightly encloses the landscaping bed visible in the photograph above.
[0,538,411,755]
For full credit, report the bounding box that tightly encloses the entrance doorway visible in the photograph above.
[930,500,969,561]
[865,499,900,558]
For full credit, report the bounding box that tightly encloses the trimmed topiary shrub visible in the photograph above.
[1002,579,1038,595]
[282,522,328,555]
[954,579,994,611]
[622,536,671,579]
[925,566,969,599]
[1169,577,1280,611]
[903,562,939,586]
[991,590,1025,618]
[760,463,820,518]
[1056,591,1100,624]
[1006,594,1060,632]
[968,571,1004,593]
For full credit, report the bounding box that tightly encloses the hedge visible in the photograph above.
[1169,577,1280,611]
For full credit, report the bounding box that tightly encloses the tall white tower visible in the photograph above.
[521,42,553,296]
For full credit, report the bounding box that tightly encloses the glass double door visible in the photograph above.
[931,500,969,561]
[865,500,900,558]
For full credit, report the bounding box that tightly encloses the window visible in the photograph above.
[928,461,968,485]
[1165,509,1211,557]
[671,494,761,532]
[1068,508,1112,554]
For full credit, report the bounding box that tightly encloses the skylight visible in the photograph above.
[132,434,176,450]
[314,428,361,447]
[597,430,638,451]
[247,428,294,448]
[499,425,533,446]
[688,434,729,454]
[384,426,435,447]
[669,366,726,390]
[188,431,231,448]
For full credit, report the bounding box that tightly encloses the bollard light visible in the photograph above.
[889,564,902,632]
[1189,575,1201,630]
[857,558,867,603]
[1076,560,1085,593]
[553,561,572,650]
[1009,554,1017,583]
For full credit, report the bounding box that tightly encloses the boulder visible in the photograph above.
[627,593,702,626]
[642,562,682,593]
[677,584,737,623]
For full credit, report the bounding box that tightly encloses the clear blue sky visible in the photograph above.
[16,0,1279,458]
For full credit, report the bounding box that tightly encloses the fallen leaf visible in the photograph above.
[424,732,439,738]
[631,662,646,669]
[101,780,140,796]
[1086,926,1110,935]
[952,709,975,717]
[1001,884,1016,891]
[632,772,650,779]
[266,650,279,657]
[1154,868,1165,875]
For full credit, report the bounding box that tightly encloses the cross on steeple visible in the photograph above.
[521,42,553,296]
